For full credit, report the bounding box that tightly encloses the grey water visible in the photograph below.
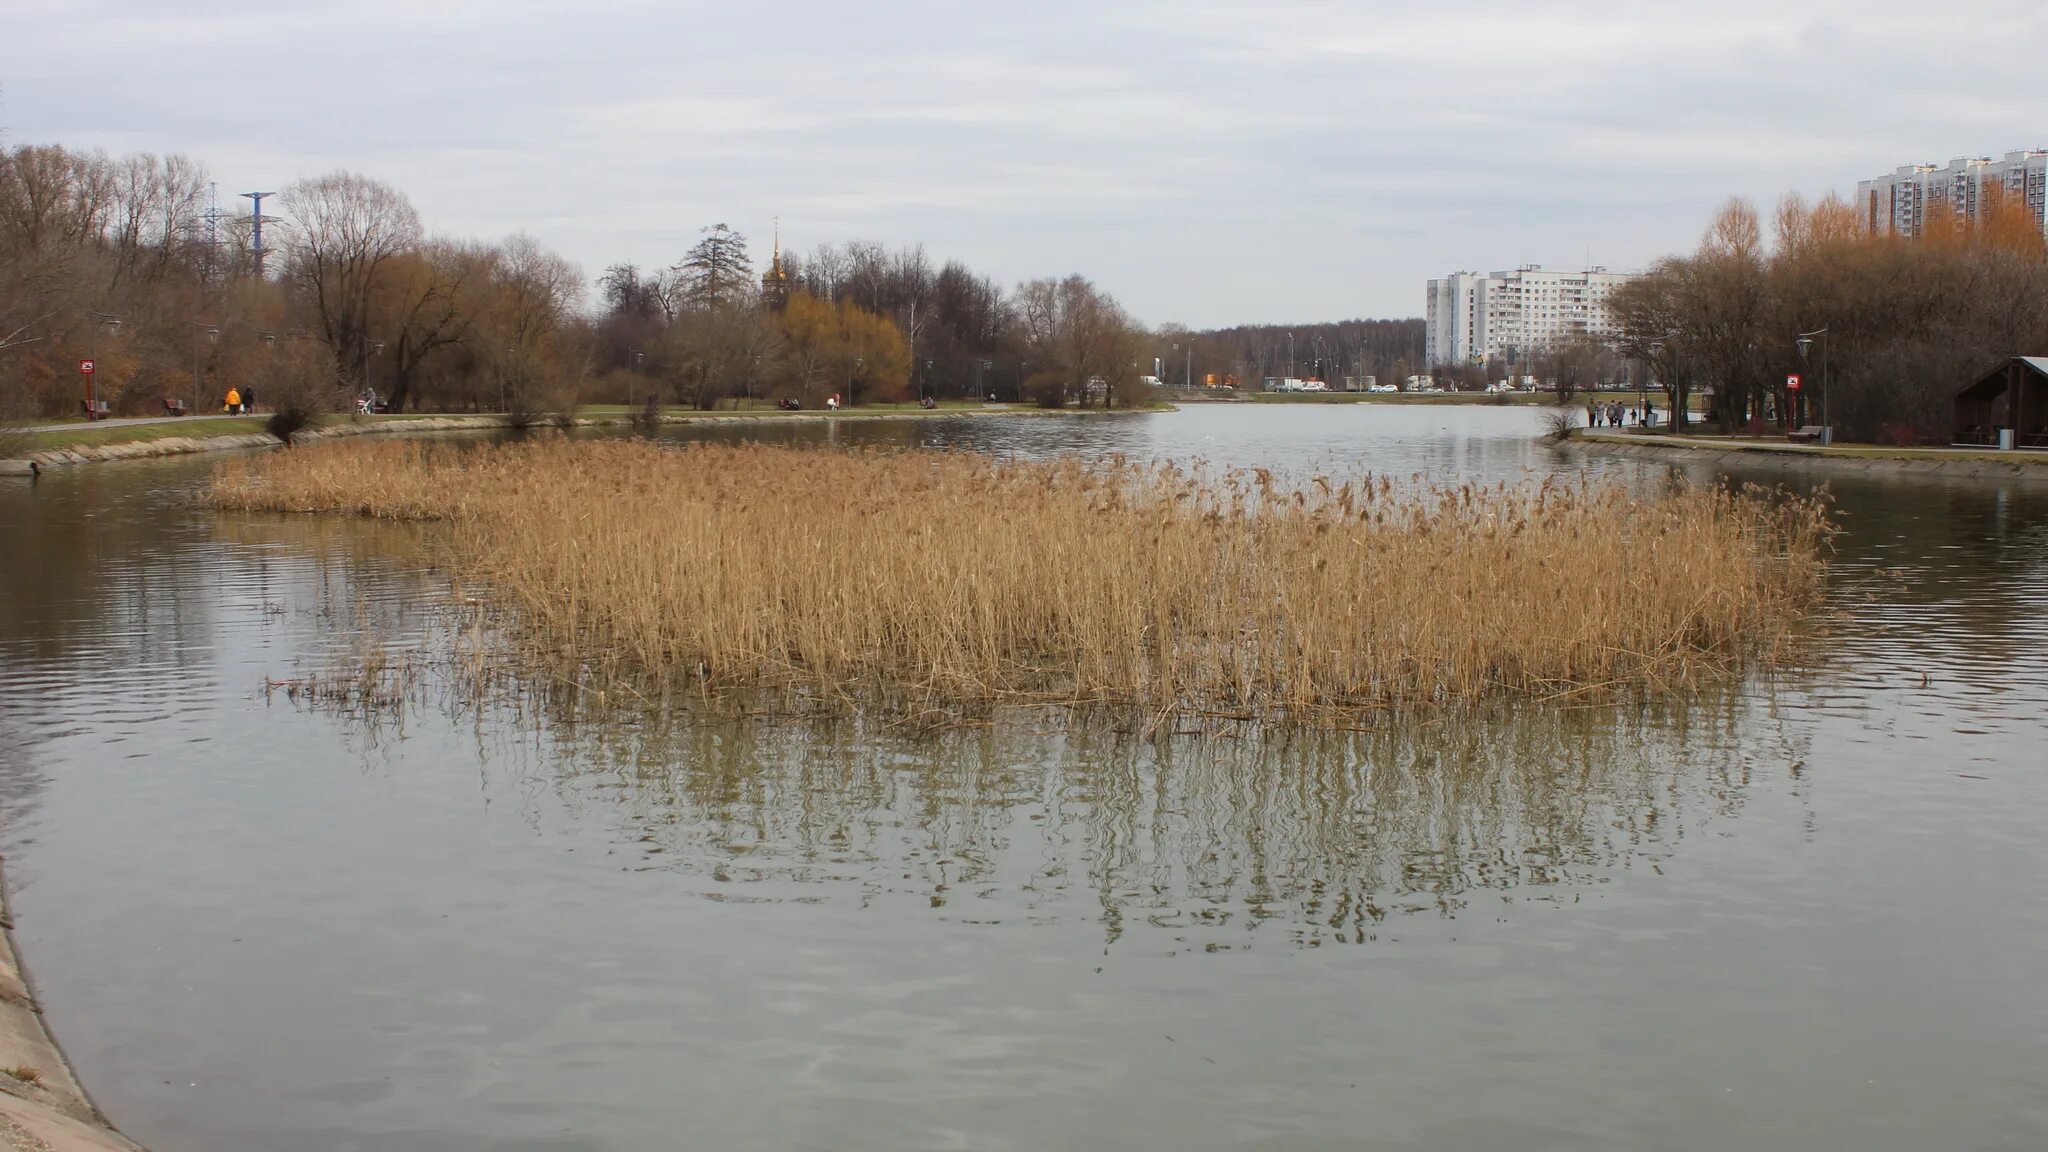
[1,405,2044,1151]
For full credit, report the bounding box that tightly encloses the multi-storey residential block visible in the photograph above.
[1856,150,2048,239]
[1424,266,1633,368]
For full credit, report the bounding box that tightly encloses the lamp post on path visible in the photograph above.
[190,323,219,413]
[1796,328,1830,445]
[86,313,121,416]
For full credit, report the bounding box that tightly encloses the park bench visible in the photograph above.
[79,399,111,421]
[1786,425,1824,444]
[163,398,190,416]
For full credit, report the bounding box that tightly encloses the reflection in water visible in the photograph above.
[414,688,1794,951]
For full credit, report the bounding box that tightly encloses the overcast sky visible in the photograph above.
[6,0,2046,327]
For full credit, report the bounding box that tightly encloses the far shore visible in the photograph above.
[1183,388,1711,412]
[1571,428,2048,477]
[1,402,1162,474]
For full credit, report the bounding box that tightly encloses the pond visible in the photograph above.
[1,406,2044,1151]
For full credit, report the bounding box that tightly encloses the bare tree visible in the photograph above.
[280,171,424,384]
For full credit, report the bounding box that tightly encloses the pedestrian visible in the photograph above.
[243,386,257,414]
[225,386,241,415]
[1586,399,1596,427]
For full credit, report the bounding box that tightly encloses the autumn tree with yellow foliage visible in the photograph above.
[1613,184,2048,440]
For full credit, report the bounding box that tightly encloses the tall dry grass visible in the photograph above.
[212,439,1831,716]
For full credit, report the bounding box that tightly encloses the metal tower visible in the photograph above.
[242,191,279,278]
[199,182,225,284]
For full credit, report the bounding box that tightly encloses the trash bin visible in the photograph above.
[1999,428,2016,451]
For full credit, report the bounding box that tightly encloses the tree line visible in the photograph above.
[1167,319,1425,389]
[599,236,1157,410]
[1611,188,2048,439]
[1,141,1182,421]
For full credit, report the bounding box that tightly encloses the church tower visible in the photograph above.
[761,217,792,310]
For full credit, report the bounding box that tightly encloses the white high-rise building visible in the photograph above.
[1856,150,2048,239]
[1424,266,1634,368]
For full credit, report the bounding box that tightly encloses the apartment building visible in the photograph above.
[1424,266,1633,368]
[1856,150,2048,239]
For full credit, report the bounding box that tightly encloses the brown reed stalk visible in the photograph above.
[212,439,1832,717]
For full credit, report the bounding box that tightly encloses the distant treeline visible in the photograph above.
[0,142,1155,418]
[1,138,1444,420]
[1167,319,1426,387]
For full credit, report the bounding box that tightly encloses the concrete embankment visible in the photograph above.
[0,406,1131,476]
[0,860,145,1152]
[1571,430,2048,480]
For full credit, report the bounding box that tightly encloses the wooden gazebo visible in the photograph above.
[1954,357,2048,448]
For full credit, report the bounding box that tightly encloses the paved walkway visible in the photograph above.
[1581,429,2047,461]
[26,413,254,433]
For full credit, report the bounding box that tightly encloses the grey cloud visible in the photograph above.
[5,0,2044,326]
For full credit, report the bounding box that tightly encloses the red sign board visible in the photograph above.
[78,359,95,375]
[1785,373,1802,391]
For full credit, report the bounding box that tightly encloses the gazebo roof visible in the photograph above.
[1958,356,2048,399]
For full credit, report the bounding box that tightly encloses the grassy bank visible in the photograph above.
[9,401,1158,460]
[213,439,1831,719]
[22,416,271,450]
[1577,429,2048,468]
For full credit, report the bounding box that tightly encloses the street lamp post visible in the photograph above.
[629,351,644,408]
[1796,328,1830,445]
[190,323,219,413]
[87,314,121,416]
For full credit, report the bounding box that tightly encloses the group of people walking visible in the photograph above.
[1587,399,1655,429]
[223,387,255,415]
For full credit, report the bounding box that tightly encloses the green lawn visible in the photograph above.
[20,411,479,453]
[25,417,271,451]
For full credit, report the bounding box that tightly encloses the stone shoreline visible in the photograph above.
[0,858,145,1152]
[0,406,1135,476]
[1571,429,2048,480]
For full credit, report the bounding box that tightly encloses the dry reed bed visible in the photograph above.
[212,439,1831,716]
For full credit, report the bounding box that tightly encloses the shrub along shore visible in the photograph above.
[211,439,1832,720]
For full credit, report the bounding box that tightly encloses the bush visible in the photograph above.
[1026,372,1068,409]
[1541,409,1578,444]
[502,349,583,430]
[261,342,344,445]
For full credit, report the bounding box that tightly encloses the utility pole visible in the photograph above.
[242,192,279,279]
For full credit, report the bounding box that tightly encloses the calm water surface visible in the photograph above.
[1,406,2044,1151]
